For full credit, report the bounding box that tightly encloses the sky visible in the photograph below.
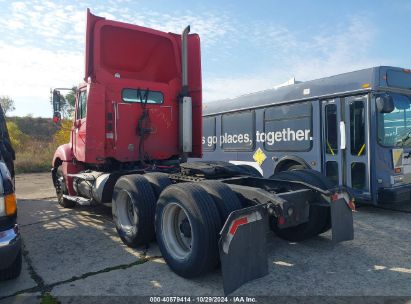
[0,0,410,117]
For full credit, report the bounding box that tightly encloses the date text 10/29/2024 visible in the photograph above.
[150,296,257,303]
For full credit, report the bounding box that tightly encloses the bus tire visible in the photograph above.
[143,172,172,200]
[156,183,222,278]
[237,165,262,177]
[283,163,305,171]
[279,169,333,233]
[112,174,156,247]
[198,180,242,222]
[269,170,330,241]
[54,166,75,208]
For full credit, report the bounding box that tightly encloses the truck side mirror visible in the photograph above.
[53,111,61,124]
[52,90,61,112]
[52,90,62,124]
[376,95,394,113]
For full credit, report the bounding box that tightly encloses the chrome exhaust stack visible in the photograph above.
[179,25,192,154]
[181,25,190,96]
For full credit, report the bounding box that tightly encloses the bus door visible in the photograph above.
[322,95,371,197]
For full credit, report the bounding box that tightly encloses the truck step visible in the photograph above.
[63,194,92,206]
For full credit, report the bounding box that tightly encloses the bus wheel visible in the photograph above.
[198,180,242,222]
[283,163,305,171]
[156,183,222,278]
[112,175,156,247]
[277,169,333,234]
[54,166,75,208]
[143,172,172,200]
[237,165,263,177]
[269,170,330,241]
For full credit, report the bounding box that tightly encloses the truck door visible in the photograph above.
[73,89,88,162]
[321,95,371,198]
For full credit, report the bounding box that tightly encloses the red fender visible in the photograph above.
[52,144,73,167]
[52,144,83,196]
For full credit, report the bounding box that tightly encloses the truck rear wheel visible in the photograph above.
[54,166,75,208]
[143,172,172,200]
[156,183,222,278]
[198,180,242,222]
[112,175,156,247]
[269,170,331,241]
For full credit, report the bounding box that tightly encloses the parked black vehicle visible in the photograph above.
[0,105,21,280]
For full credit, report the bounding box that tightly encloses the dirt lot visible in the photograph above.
[0,173,410,302]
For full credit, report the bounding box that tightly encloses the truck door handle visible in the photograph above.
[340,121,346,150]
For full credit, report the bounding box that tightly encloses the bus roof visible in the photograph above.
[203,66,405,116]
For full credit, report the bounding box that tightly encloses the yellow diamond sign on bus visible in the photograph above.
[253,148,267,167]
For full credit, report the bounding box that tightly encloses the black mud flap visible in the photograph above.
[218,205,268,295]
[331,197,354,243]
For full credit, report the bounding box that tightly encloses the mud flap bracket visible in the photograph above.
[218,205,268,295]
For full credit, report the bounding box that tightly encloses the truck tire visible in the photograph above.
[0,250,22,280]
[198,180,242,222]
[156,183,222,278]
[54,166,75,208]
[237,165,263,177]
[269,170,331,241]
[143,172,172,200]
[112,174,156,247]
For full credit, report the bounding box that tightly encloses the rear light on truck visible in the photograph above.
[1,193,17,216]
[331,192,356,211]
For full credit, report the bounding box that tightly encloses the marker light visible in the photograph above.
[5,193,17,216]
[0,193,16,216]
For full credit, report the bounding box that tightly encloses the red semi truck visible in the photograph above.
[51,10,355,294]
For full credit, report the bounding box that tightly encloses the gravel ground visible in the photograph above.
[0,172,410,303]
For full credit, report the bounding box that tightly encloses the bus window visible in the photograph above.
[203,116,216,151]
[351,162,366,190]
[221,111,254,151]
[349,100,366,156]
[325,161,338,185]
[377,94,411,147]
[325,104,338,155]
[264,102,312,151]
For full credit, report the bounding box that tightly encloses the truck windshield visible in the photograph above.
[378,93,411,147]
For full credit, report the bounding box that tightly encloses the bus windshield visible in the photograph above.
[378,93,411,147]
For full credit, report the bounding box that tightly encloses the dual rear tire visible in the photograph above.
[112,175,157,247]
[112,172,173,247]
[156,181,242,278]
[112,175,242,278]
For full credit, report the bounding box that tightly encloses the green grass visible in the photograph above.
[14,141,57,174]
[41,293,59,304]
